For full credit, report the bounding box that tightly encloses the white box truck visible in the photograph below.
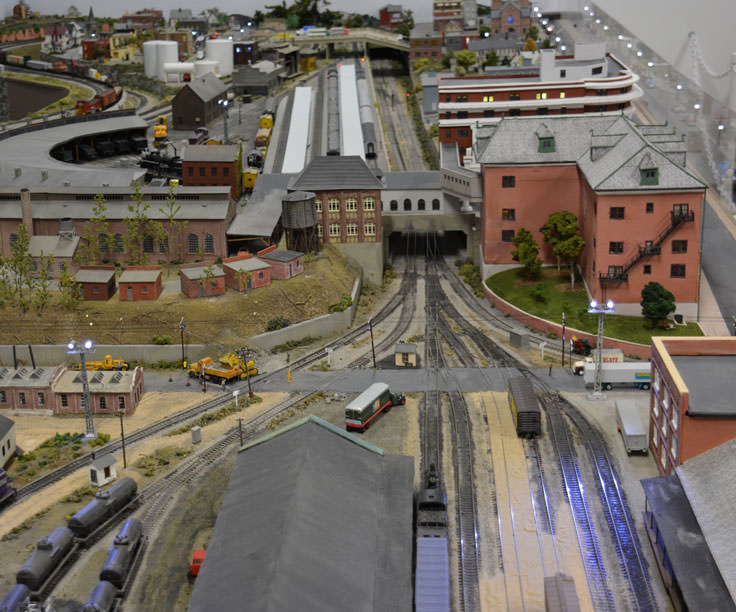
[615,399,649,454]
[572,348,624,375]
[583,361,651,390]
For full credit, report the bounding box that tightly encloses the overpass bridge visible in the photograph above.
[270,28,410,56]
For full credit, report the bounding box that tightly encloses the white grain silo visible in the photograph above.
[156,40,179,80]
[194,59,220,78]
[143,40,160,78]
[205,39,233,76]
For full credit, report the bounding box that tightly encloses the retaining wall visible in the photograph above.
[0,344,208,367]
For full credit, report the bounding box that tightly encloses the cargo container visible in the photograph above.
[615,399,648,455]
[572,348,624,375]
[583,361,651,390]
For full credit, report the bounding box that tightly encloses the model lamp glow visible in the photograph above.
[67,339,97,439]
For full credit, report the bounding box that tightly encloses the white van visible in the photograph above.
[615,399,649,455]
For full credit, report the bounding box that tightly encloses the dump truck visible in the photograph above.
[583,361,651,390]
[76,355,129,371]
[572,348,624,375]
[188,354,258,383]
[615,399,649,454]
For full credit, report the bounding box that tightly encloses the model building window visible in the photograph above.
[509,93,521,101]
[210,167,217,177]
[607,265,623,278]
[188,167,194,177]
[328,198,340,212]
[0,391,5,403]
[317,224,323,237]
[345,197,357,211]
[535,92,547,100]
[404,198,411,211]
[457,95,468,102]
[362,197,375,211]
[432,198,440,210]
[143,235,154,253]
[223,167,229,177]
[390,200,398,211]
[199,167,206,177]
[592,66,603,75]
[502,176,516,188]
[188,234,198,254]
[502,208,515,220]
[114,234,124,253]
[646,202,654,213]
[204,234,214,254]
[314,199,322,212]
[329,223,340,237]
[61,394,68,407]
[418,199,426,210]
[118,397,126,411]
[501,229,515,242]
[643,264,651,275]
[483,110,495,117]
[346,223,358,236]
[99,235,109,252]
[457,111,468,119]
[142,286,148,294]
[482,95,494,102]
[99,397,106,411]
[672,240,687,254]
[19,392,25,406]
[38,392,45,405]
[609,206,624,219]
[159,237,168,254]
[609,241,624,254]
[364,223,376,236]
[671,264,686,278]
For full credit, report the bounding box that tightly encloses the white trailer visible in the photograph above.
[572,348,624,375]
[583,361,651,390]
[615,399,649,454]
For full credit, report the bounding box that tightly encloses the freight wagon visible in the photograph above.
[508,376,541,438]
[583,361,651,390]
[344,382,404,432]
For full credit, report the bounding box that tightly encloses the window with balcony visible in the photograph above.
[610,206,624,219]
[502,208,515,220]
[502,175,516,188]
[345,197,357,211]
[328,198,340,212]
[672,240,688,254]
[673,203,690,217]
[671,264,686,278]
[609,241,624,254]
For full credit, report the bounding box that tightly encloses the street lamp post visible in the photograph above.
[587,299,615,400]
[218,98,230,144]
[179,317,186,367]
[67,339,96,439]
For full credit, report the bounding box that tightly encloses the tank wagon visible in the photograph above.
[355,63,377,159]
[16,526,75,591]
[325,65,340,156]
[508,376,541,438]
[0,584,30,612]
[99,517,144,588]
[68,477,138,538]
[415,465,450,612]
[82,580,117,612]
[344,382,404,432]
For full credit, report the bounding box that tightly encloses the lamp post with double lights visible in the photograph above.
[218,98,230,144]
[67,339,97,439]
[587,299,615,400]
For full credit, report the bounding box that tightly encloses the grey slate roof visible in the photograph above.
[187,415,413,612]
[0,414,14,440]
[90,454,115,469]
[53,368,139,393]
[670,355,736,416]
[227,173,292,237]
[289,156,383,191]
[185,72,227,102]
[0,366,59,388]
[74,268,116,284]
[119,268,161,283]
[395,342,416,354]
[641,474,735,611]
[677,438,736,604]
[222,257,270,273]
[258,249,302,263]
[28,235,79,258]
[383,171,442,190]
[180,264,224,280]
[182,145,238,162]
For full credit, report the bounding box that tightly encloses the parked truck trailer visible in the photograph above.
[615,399,649,454]
[572,348,624,375]
[582,361,651,390]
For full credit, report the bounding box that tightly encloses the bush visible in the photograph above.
[328,294,353,313]
[89,432,111,448]
[153,335,172,345]
[267,317,290,332]
[530,283,548,303]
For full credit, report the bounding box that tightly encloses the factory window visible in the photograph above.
[672,240,687,254]
[502,175,516,188]
[204,234,214,254]
[143,236,154,253]
[418,199,426,210]
[559,70,566,78]
[99,397,106,411]
[328,198,340,212]
[118,397,126,411]
[592,66,603,75]
[559,91,566,98]
[609,241,624,254]
[10,233,17,247]
[509,93,520,101]
[502,208,515,220]
[188,234,198,254]
[211,167,218,177]
[114,234,124,253]
[432,198,440,210]
[38,392,45,405]
[609,206,624,219]
[403,198,411,211]
[364,222,376,236]
[346,223,358,236]
[329,223,340,237]
[501,229,515,242]
[199,167,206,177]
[646,202,654,213]
[363,197,375,211]
[159,237,168,254]
[188,167,194,177]
[345,197,357,211]
[99,234,109,253]
[314,199,322,212]
[390,200,398,211]
[535,92,547,100]
[317,224,323,237]
[482,95,494,102]
[483,110,495,117]
[457,111,468,119]
[223,167,229,177]
[142,286,148,294]
[643,264,651,275]
[61,394,68,407]
[0,391,5,403]
[19,392,25,406]
[671,264,686,278]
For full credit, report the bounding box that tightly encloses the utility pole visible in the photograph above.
[369,319,377,369]
[179,317,186,367]
[118,410,127,468]
[561,311,566,368]
[238,417,244,446]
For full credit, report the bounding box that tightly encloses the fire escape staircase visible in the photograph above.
[599,210,695,284]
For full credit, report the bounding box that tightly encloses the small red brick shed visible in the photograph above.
[74,266,117,301]
[119,266,162,301]
[180,263,226,298]
[222,253,271,292]
[257,246,304,280]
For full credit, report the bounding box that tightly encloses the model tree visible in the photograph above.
[540,211,585,288]
[455,50,477,73]
[76,193,110,265]
[7,223,34,313]
[641,281,675,329]
[511,227,542,279]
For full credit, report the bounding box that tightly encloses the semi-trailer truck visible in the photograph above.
[572,348,624,375]
[583,361,651,390]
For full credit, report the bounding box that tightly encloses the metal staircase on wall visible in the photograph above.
[599,209,695,283]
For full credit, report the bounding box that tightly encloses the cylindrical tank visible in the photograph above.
[16,526,75,591]
[282,191,318,229]
[82,581,117,612]
[0,584,30,612]
[163,61,195,82]
[142,40,159,78]
[205,39,233,76]
[194,59,220,77]
[156,40,179,81]
[98,518,143,588]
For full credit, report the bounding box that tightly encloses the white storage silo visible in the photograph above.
[143,40,160,78]
[156,40,179,81]
[194,59,220,77]
[205,39,233,76]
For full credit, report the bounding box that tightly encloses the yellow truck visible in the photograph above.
[254,126,272,147]
[188,354,258,383]
[76,355,129,371]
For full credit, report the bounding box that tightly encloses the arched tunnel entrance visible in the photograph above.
[388,230,467,258]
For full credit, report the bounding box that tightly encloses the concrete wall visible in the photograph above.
[0,344,208,367]
[248,273,363,352]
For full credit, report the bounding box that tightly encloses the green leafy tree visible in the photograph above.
[7,223,34,313]
[76,193,110,264]
[34,252,55,316]
[542,38,553,49]
[159,185,188,264]
[413,58,430,73]
[125,182,164,265]
[641,282,676,329]
[455,49,477,72]
[57,262,81,311]
[511,227,542,279]
[484,50,500,67]
[540,211,581,271]
[554,236,585,288]
[528,24,539,41]
[253,10,265,26]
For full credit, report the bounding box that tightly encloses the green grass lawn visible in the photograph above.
[486,267,702,345]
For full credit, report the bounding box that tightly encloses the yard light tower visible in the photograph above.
[68,339,97,439]
[587,299,614,400]
[218,98,230,144]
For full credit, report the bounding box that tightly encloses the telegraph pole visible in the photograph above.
[179,317,186,367]
[118,409,127,468]
[369,319,377,369]
[561,311,566,368]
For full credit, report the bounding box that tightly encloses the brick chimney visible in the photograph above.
[20,188,33,236]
